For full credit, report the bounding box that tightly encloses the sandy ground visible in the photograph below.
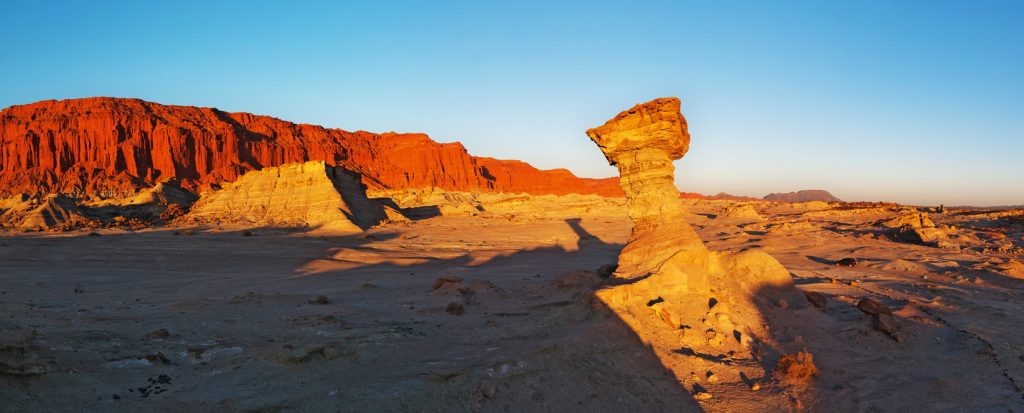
[2,202,1024,412]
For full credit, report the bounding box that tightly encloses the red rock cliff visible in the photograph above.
[0,97,623,198]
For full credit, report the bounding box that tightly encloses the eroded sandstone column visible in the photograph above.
[586,97,707,279]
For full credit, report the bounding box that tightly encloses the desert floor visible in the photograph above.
[2,203,1023,412]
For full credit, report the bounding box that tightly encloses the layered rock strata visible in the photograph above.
[0,97,622,198]
[587,98,803,374]
[182,161,398,232]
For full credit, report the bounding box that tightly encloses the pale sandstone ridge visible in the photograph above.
[182,161,399,232]
[0,194,91,231]
[587,98,804,398]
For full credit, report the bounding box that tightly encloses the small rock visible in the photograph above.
[647,297,665,307]
[776,298,789,309]
[479,380,497,399]
[694,392,713,400]
[242,230,254,237]
[750,383,761,391]
[146,328,170,339]
[432,276,463,290]
[834,257,857,267]
[308,295,330,305]
[706,371,718,383]
[446,302,465,316]
[856,298,892,315]
[872,313,903,342]
[805,291,827,309]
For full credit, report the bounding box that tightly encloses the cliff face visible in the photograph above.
[0,97,623,198]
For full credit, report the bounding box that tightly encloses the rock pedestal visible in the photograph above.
[586,98,707,279]
[586,97,804,369]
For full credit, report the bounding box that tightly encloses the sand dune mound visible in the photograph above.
[182,161,399,232]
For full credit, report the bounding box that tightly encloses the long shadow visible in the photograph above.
[0,219,707,411]
[294,218,705,411]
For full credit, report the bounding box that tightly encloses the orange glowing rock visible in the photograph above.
[0,97,623,199]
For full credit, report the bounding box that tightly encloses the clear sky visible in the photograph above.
[1,1,1021,206]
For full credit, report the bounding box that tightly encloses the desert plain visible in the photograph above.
[1,97,1023,412]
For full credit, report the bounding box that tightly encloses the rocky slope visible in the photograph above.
[0,97,622,198]
[181,161,398,232]
[763,189,842,203]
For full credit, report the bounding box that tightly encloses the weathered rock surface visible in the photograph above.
[718,204,764,220]
[585,98,803,388]
[0,194,92,231]
[764,190,842,203]
[586,97,705,278]
[0,97,623,198]
[182,161,397,232]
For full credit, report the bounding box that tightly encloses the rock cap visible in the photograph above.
[585,97,689,165]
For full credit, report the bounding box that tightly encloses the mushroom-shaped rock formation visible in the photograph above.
[587,98,805,384]
[586,97,707,279]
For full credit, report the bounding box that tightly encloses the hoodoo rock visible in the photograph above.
[586,97,706,278]
[0,97,623,199]
[586,98,804,381]
[181,161,399,232]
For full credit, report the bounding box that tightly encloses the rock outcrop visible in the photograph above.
[0,97,622,199]
[586,98,803,382]
[0,194,93,231]
[182,161,398,232]
[764,190,842,203]
[718,204,764,220]
[585,97,705,278]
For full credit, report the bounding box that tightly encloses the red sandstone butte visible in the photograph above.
[0,97,622,198]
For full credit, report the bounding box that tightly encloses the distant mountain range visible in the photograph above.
[763,190,843,203]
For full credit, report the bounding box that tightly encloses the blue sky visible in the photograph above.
[1,1,1021,205]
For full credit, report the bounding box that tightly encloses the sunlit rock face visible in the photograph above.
[587,98,804,377]
[181,161,398,232]
[586,97,707,279]
[0,97,624,199]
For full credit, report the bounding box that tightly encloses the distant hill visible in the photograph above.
[763,190,842,203]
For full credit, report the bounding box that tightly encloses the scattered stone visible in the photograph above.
[647,297,665,307]
[834,257,857,267]
[242,230,254,237]
[479,380,497,399]
[776,298,789,309]
[87,232,101,237]
[73,284,85,294]
[872,313,903,342]
[146,328,170,339]
[432,276,463,290]
[308,295,330,305]
[750,383,761,391]
[446,302,465,316]
[805,291,827,309]
[694,391,713,400]
[856,297,892,315]
[135,374,172,398]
